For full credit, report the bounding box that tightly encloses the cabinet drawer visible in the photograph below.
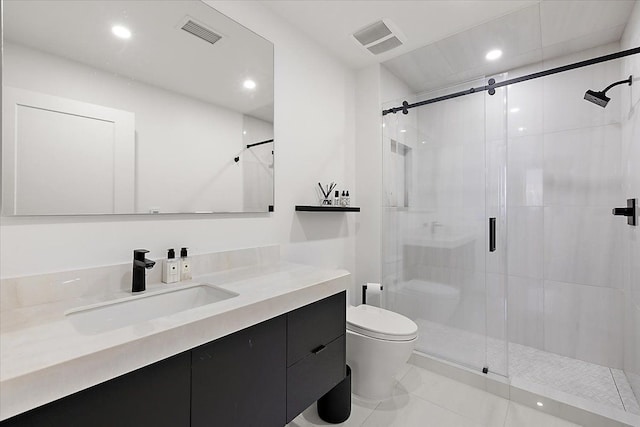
[286,334,345,423]
[287,291,345,366]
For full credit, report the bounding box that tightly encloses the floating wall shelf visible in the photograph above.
[295,205,360,212]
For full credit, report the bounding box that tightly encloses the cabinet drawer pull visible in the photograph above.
[312,345,326,355]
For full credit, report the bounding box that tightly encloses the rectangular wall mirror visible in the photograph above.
[2,0,274,215]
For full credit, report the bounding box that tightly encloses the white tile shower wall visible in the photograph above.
[620,2,640,404]
[543,280,624,368]
[507,206,544,279]
[508,276,544,349]
[543,125,622,208]
[0,2,357,293]
[507,134,544,207]
[504,43,626,367]
[354,64,383,302]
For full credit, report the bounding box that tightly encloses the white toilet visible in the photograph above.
[346,304,418,400]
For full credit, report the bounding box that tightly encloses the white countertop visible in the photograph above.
[0,262,350,421]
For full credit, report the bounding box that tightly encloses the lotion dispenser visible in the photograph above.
[180,247,192,280]
[162,249,180,284]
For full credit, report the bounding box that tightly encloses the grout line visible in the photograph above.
[359,393,393,427]
[402,371,511,427]
[502,401,512,427]
[609,368,627,412]
[397,364,414,382]
[407,392,483,423]
[357,403,378,427]
[507,121,622,141]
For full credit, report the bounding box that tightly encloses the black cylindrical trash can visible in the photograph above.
[317,365,351,424]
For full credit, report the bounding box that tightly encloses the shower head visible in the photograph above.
[584,75,632,108]
[584,89,610,107]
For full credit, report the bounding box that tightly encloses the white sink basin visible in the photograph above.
[65,284,238,335]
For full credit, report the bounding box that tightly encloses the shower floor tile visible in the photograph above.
[414,319,640,415]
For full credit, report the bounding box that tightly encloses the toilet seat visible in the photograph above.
[347,305,418,342]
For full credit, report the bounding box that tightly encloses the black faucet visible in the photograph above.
[132,249,156,293]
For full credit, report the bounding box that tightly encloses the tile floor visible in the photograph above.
[417,319,640,415]
[286,364,582,427]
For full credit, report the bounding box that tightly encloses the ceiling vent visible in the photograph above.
[180,17,222,46]
[352,19,405,55]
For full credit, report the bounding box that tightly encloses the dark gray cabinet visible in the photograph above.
[1,291,346,427]
[191,314,286,427]
[1,352,191,427]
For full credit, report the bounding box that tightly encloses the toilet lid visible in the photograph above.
[347,305,418,341]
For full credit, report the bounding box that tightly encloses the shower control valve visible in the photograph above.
[612,198,637,226]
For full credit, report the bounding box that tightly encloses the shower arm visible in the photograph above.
[246,139,274,149]
[234,139,274,163]
[601,76,633,95]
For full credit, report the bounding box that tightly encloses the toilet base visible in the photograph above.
[346,330,416,400]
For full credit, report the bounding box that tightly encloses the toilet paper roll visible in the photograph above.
[365,283,383,307]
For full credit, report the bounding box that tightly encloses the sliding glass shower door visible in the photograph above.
[382,77,508,377]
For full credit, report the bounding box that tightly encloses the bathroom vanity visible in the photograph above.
[0,249,349,426]
[2,292,345,427]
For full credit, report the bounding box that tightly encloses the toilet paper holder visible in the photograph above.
[362,283,383,305]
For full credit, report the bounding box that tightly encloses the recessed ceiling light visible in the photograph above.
[243,130,247,135]
[510,107,520,113]
[112,25,131,39]
[400,129,407,133]
[518,127,526,132]
[243,79,257,90]
[421,141,426,144]
[536,402,544,407]
[485,49,502,61]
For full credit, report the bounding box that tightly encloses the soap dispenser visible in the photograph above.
[162,249,180,284]
[180,247,192,280]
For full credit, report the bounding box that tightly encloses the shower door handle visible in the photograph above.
[489,217,496,252]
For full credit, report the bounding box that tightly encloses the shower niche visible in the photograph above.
[387,139,412,209]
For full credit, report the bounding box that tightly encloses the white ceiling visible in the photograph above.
[3,0,274,122]
[263,1,637,84]
[383,1,636,93]
[263,0,539,69]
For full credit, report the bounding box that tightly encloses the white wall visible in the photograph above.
[3,42,247,214]
[621,2,640,402]
[354,64,382,303]
[0,1,356,287]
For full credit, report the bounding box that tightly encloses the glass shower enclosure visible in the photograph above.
[382,76,509,377]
